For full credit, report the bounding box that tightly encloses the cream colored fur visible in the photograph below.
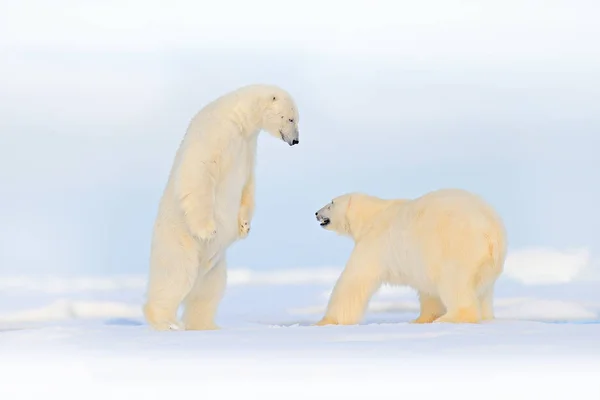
[314,189,507,325]
[143,84,300,331]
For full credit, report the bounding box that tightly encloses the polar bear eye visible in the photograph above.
[289,118,294,123]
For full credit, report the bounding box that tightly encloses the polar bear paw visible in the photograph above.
[434,307,480,324]
[314,316,337,326]
[239,219,251,239]
[147,318,185,332]
[196,219,217,241]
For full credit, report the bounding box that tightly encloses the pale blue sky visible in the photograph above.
[1,1,599,275]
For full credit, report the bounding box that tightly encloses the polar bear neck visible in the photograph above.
[218,85,292,139]
[345,195,400,241]
[212,94,263,138]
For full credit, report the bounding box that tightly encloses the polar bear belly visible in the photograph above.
[209,146,252,255]
[214,175,244,242]
[384,223,437,294]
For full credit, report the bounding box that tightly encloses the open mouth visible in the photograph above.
[319,218,330,227]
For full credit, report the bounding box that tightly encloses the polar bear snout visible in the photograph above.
[319,217,331,227]
[280,128,299,146]
[315,210,331,227]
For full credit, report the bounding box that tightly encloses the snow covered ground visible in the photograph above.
[1,249,600,399]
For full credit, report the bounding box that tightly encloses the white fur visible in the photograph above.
[143,84,300,331]
[314,189,507,325]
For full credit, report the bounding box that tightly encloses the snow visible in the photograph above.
[1,253,600,399]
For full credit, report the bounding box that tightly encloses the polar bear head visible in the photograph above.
[315,193,395,239]
[258,86,300,146]
[315,193,355,235]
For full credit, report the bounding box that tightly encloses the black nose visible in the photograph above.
[315,212,318,216]
[291,139,299,145]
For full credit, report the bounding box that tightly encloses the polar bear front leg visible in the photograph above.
[175,148,219,241]
[238,173,255,239]
[182,256,227,331]
[315,245,383,326]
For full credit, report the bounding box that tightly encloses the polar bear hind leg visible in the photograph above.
[435,263,481,324]
[478,286,495,321]
[143,244,199,331]
[411,292,446,324]
[182,256,227,331]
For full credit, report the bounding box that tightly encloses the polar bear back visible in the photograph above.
[379,189,506,292]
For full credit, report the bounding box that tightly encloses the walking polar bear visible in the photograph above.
[144,84,300,331]
[314,189,507,325]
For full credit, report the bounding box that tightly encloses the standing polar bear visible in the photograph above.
[144,84,300,331]
[314,188,507,325]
